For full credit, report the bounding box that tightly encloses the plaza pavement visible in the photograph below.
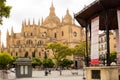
[15,69,84,80]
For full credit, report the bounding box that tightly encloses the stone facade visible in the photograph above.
[1,3,85,60]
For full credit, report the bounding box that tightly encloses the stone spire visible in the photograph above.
[33,18,35,25]
[22,19,26,31]
[63,9,72,24]
[24,19,26,25]
[38,19,40,26]
[66,9,71,18]
[28,19,30,25]
[41,17,43,25]
[62,16,63,23]
[7,29,9,38]
[11,26,14,36]
[22,19,26,26]
[6,29,9,48]
[49,2,56,16]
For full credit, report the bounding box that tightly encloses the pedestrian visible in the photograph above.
[49,69,51,74]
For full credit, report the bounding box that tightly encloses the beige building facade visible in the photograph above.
[1,3,85,60]
[99,32,116,65]
[99,32,116,55]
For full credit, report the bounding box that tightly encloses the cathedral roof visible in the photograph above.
[62,9,72,25]
[43,3,60,28]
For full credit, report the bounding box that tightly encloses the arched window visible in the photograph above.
[32,51,35,58]
[29,40,33,44]
[62,31,64,36]
[16,52,18,56]
[31,33,33,36]
[38,40,43,45]
[24,51,28,57]
[26,40,33,45]
[24,32,27,36]
[54,33,57,38]
[39,52,41,57]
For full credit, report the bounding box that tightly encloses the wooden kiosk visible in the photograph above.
[74,0,120,80]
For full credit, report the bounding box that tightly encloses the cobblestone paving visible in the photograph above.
[0,69,84,80]
[16,69,84,80]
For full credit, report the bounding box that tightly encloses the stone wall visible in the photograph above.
[85,66,120,80]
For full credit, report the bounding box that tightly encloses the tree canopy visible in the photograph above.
[46,42,72,67]
[60,59,73,68]
[0,0,11,24]
[0,52,13,69]
[110,51,117,62]
[73,41,90,57]
[32,58,42,66]
[43,58,54,68]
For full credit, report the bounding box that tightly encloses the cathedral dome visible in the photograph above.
[43,3,60,27]
[62,9,72,24]
[44,16,60,25]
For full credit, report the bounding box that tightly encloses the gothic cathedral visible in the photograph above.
[1,3,85,60]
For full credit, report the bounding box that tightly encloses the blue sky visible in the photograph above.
[0,0,95,46]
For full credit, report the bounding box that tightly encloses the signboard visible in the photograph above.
[91,16,99,65]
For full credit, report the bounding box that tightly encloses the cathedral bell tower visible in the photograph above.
[49,2,56,16]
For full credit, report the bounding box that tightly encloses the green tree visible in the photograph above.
[43,58,54,68]
[0,0,11,24]
[0,52,13,69]
[60,59,73,69]
[46,42,72,67]
[32,58,42,68]
[110,51,117,63]
[73,41,90,57]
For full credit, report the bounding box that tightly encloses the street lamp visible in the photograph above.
[83,65,86,80]
[43,49,48,76]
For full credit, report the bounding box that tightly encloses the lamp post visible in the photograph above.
[82,64,86,80]
[44,49,48,76]
[82,57,86,80]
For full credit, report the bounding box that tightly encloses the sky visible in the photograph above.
[0,0,95,46]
